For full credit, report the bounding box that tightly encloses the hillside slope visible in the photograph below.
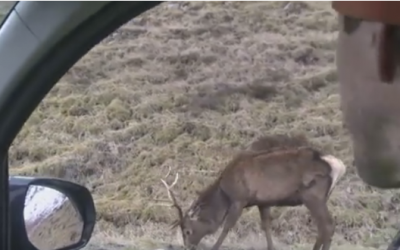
[6,2,399,250]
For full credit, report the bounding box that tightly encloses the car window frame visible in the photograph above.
[0,2,162,250]
[0,3,17,249]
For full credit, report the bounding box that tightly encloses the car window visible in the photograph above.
[5,2,389,250]
[0,2,15,23]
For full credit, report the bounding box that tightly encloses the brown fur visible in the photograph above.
[161,147,337,250]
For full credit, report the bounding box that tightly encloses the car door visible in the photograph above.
[0,2,161,250]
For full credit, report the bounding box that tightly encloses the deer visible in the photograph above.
[160,145,347,250]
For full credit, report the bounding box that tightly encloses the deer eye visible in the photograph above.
[184,229,192,235]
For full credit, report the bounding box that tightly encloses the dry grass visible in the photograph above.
[5,1,400,250]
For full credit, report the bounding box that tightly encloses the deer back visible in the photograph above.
[219,147,332,204]
[249,134,311,151]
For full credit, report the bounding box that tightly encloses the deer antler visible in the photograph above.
[160,166,184,228]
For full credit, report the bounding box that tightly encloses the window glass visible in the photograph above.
[0,2,15,23]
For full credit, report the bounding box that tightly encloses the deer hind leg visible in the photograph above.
[302,180,335,250]
[258,206,275,250]
[210,202,244,250]
[311,203,333,250]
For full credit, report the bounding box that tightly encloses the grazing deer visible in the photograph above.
[161,146,346,250]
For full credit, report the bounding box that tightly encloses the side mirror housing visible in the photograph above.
[9,176,96,250]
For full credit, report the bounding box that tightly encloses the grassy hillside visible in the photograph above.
[6,2,399,250]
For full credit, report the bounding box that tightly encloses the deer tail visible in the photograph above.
[320,154,347,197]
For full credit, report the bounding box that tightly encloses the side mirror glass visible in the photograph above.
[9,176,96,250]
[23,185,84,250]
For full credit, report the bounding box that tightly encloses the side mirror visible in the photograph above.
[24,185,83,250]
[9,177,96,250]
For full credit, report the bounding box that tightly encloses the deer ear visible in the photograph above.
[189,214,200,221]
[170,219,180,229]
[188,206,201,220]
[188,207,196,217]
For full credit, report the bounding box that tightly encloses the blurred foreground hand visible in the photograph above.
[334,1,400,188]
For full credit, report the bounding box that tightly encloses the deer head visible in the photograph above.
[160,167,212,249]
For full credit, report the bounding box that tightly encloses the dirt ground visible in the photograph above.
[7,2,400,250]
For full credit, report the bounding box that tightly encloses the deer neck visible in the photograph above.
[189,184,230,231]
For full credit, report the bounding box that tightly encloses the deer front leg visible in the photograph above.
[210,202,244,250]
[258,206,275,250]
